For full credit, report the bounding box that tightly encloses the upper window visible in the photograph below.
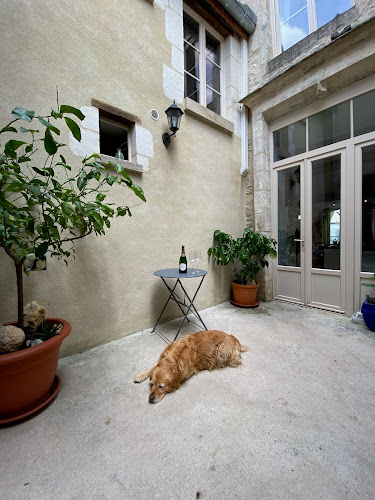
[274,0,353,53]
[184,10,222,115]
[273,89,375,161]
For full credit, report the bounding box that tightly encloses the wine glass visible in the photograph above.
[189,250,197,274]
[195,250,201,274]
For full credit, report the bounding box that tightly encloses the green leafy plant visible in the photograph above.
[362,273,375,304]
[0,104,146,328]
[24,320,61,346]
[208,228,277,285]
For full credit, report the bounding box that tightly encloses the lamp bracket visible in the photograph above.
[162,132,176,148]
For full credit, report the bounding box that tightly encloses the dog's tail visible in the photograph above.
[240,344,248,352]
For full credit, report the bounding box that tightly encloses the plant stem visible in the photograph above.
[16,262,23,327]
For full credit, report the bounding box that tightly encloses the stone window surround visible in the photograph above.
[69,99,154,173]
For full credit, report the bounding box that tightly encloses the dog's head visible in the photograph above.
[148,361,180,404]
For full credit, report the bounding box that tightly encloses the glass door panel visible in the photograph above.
[362,145,375,272]
[311,155,341,270]
[278,166,301,267]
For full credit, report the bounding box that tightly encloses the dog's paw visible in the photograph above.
[134,374,144,383]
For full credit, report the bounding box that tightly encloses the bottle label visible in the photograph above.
[179,263,187,271]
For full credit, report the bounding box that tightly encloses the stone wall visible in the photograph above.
[242,0,375,301]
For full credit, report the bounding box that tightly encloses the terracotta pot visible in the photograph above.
[232,281,259,306]
[0,318,71,423]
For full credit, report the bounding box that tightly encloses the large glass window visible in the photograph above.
[184,11,221,115]
[273,90,375,162]
[362,145,375,272]
[278,0,309,52]
[308,101,350,151]
[274,120,306,161]
[278,166,301,266]
[311,155,341,270]
[353,90,375,137]
[184,13,200,103]
[276,0,352,52]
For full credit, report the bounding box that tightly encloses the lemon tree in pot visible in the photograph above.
[0,104,146,423]
[208,228,277,307]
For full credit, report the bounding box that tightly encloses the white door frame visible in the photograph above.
[272,132,375,315]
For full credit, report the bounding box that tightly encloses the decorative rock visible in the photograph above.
[26,339,44,347]
[0,325,25,354]
[23,301,46,332]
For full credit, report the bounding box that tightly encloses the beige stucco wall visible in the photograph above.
[0,0,246,356]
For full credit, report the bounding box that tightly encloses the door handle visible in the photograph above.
[294,238,305,249]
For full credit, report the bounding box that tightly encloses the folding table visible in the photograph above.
[152,268,208,343]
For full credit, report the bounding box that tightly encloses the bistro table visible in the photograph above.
[152,268,208,343]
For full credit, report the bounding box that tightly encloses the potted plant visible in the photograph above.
[361,273,375,331]
[0,103,146,423]
[208,228,277,307]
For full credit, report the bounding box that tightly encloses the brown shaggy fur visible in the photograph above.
[134,330,248,403]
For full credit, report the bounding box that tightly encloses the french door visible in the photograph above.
[274,148,349,313]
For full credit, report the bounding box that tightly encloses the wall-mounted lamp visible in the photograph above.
[162,100,184,148]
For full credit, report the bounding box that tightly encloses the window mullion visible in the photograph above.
[200,22,205,108]
[307,0,317,33]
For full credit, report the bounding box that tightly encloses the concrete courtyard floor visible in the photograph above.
[1,300,375,500]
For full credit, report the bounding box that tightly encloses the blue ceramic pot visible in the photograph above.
[361,298,375,332]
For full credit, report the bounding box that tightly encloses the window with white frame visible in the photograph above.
[273,0,354,53]
[183,9,222,115]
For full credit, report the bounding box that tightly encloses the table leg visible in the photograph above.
[173,275,207,341]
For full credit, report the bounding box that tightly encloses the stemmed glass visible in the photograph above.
[195,250,201,274]
[189,250,197,274]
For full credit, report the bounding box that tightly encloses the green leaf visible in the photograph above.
[77,172,87,190]
[96,193,106,202]
[12,107,35,122]
[1,126,17,133]
[35,242,48,258]
[38,116,60,135]
[60,105,85,121]
[86,153,102,161]
[62,202,74,215]
[106,175,116,186]
[43,128,58,155]
[130,183,146,202]
[64,117,81,141]
[32,167,47,176]
[4,140,26,157]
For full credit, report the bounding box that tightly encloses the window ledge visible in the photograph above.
[99,154,144,173]
[184,98,234,134]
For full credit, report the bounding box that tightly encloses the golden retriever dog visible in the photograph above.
[134,330,247,403]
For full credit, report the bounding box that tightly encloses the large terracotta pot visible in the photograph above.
[231,281,259,307]
[0,318,71,424]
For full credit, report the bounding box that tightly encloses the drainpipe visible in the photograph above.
[240,38,248,174]
[216,0,257,35]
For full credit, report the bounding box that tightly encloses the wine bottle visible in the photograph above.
[179,245,187,273]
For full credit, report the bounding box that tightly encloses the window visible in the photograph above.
[99,113,129,161]
[273,90,375,161]
[308,101,350,151]
[184,10,222,115]
[274,0,353,53]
